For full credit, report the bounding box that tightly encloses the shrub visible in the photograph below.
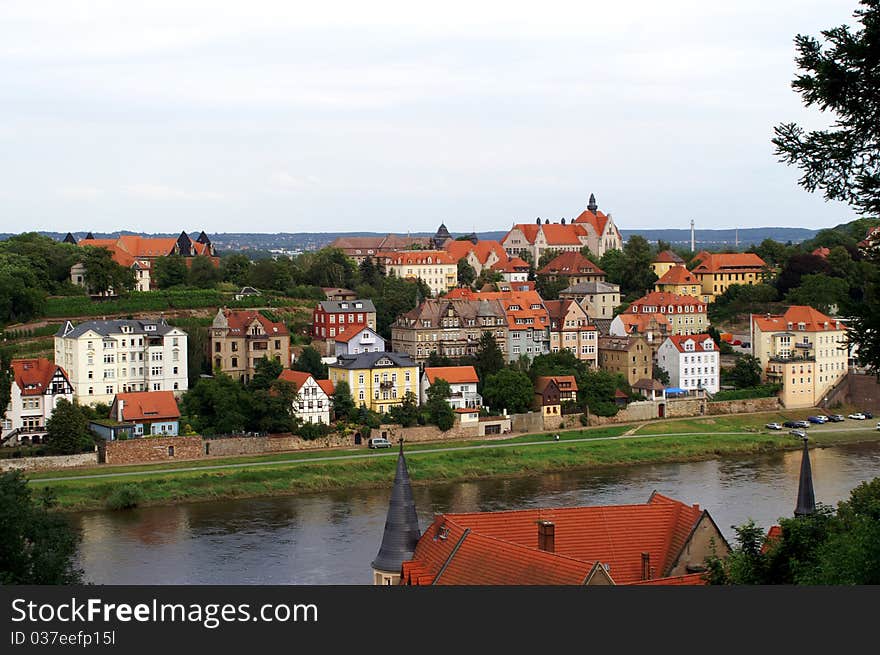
[105,485,143,510]
[579,414,589,426]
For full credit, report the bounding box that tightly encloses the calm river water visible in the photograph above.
[71,441,880,584]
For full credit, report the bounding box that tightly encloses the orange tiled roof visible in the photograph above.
[534,375,579,394]
[222,309,289,336]
[11,358,68,397]
[506,223,541,244]
[811,247,830,259]
[538,251,605,277]
[653,250,686,264]
[751,305,844,333]
[628,573,707,586]
[544,299,595,330]
[424,366,479,385]
[614,313,672,335]
[664,334,717,353]
[572,208,613,236]
[491,256,530,273]
[656,265,699,285]
[317,379,335,396]
[443,289,548,329]
[114,391,180,421]
[332,323,375,343]
[691,252,767,274]
[277,370,334,396]
[402,492,709,585]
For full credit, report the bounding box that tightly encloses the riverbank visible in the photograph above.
[28,412,880,512]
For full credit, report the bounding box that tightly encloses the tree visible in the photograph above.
[772,1,880,217]
[528,350,587,381]
[0,349,13,419]
[79,246,135,295]
[187,255,221,288]
[784,274,850,314]
[580,368,627,417]
[250,356,284,391]
[426,351,454,367]
[482,369,533,414]
[388,391,420,427]
[220,253,253,286]
[359,256,384,288]
[181,373,249,435]
[775,253,831,296]
[457,258,477,287]
[749,238,789,268]
[472,331,505,390]
[45,399,93,455]
[538,248,560,269]
[653,363,670,386]
[598,248,626,287]
[535,275,569,300]
[426,379,455,431]
[0,255,46,324]
[331,380,355,421]
[619,236,658,297]
[153,254,188,289]
[293,346,328,380]
[730,355,762,389]
[0,471,83,584]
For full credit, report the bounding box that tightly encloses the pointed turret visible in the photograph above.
[587,193,598,212]
[794,437,816,517]
[62,232,77,244]
[84,232,94,240]
[196,230,211,245]
[371,440,421,584]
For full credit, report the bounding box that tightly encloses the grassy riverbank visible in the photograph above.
[28,416,880,512]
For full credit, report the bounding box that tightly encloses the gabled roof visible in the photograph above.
[55,319,178,339]
[331,351,416,370]
[540,223,588,246]
[560,281,620,295]
[220,309,288,336]
[633,378,665,391]
[534,375,578,394]
[544,299,594,329]
[653,250,685,264]
[691,252,767,274]
[491,256,530,273]
[112,391,180,421]
[751,305,844,333]
[277,370,335,396]
[445,240,506,265]
[402,492,710,585]
[424,366,479,385]
[538,251,605,277]
[571,207,615,237]
[656,265,699,286]
[663,334,717,353]
[332,323,381,343]
[613,313,672,335]
[11,359,69,397]
[598,335,648,351]
[317,299,377,314]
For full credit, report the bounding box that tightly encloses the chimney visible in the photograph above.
[537,520,555,553]
[641,552,651,580]
[117,398,124,423]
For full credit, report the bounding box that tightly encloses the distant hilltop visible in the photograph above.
[0,226,818,252]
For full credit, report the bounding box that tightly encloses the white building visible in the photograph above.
[420,366,482,409]
[334,325,386,357]
[54,319,188,406]
[279,370,335,424]
[2,358,74,445]
[657,334,720,394]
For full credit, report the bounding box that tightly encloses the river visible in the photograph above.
[71,441,880,584]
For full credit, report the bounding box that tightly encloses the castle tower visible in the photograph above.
[372,440,421,584]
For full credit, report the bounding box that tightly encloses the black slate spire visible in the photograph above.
[794,437,816,517]
[587,193,598,212]
[84,232,94,240]
[62,232,77,244]
[372,440,421,573]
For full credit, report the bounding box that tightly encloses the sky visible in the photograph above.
[0,0,867,235]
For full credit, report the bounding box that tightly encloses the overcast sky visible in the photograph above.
[0,1,866,235]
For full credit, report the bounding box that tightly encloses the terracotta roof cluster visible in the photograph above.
[544,300,595,332]
[653,250,686,264]
[857,226,880,248]
[278,369,335,396]
[572,207,616,237]
[435,289,549,330]
[656,265,699,286]
[691,252,767,275]
[444,240,506,266]
[751,305,844,333]
[626,291,705,315]
[490,256,530,273]
[113,391,180,421]
[76,232,214,267]
[613,313,673,335]
[330,234,433,253]
[11,358,68,397]
[394,297,506,329]
[380,250,457,266]
[221,309,288,336]
[424,366,479,385]
[401,492,713,585]
[664,334,717,353]
[598,335,648,351]
[331,323,378,343]
[538,251,605,277]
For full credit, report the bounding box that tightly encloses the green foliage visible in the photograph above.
[187,255,221,288]
[772,0,880,216]
[537,248,561,269]
[729,355,763,390]
[426,351,454,367]
[45,399,94,455]
[220,253,253,286]
[388,391,421,427]
[535,275,569,300]
[707,283,779,323]
[426,379,455,431]
[0,471,83,584]
[482,369,533,414]
[653,363,670,386]
[710,384,781,401]
[784,273,850,314]
[250,356,284,391]
[105,484,143,510]
[153,254,189,289]
[293,346,328,379]
[331,380,355,421]
[181,373,250,435]
[0,349,13,424]
[472,331,505,390]
[457,258,477,287]
[296,421,332,441]
[580,368,628,417]
[775,253,831,296]
[706,326,734,355]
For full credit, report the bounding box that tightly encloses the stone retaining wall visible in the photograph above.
[104,436,203,464]
[706,397,780,415]
[0,451,98,472]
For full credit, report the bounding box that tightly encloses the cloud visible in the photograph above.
[270,172,322,191]
[123,184,224,201]
[56,185,104,199]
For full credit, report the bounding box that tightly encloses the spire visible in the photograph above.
[372,440,421,573]
[62,232,77,244]
[587,193,598,212]
[84,232,94,240]
[794,437,816,517]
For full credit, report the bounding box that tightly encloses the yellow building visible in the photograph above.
[379,250,458,296]
[654,266,708,303]
[651,250,686,278]
[751,306,848,408]
[328,351,420,414]
[692,253,767,302]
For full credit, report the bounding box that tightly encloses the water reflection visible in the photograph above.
[71,441,880,585]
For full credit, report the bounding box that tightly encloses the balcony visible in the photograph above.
[379,381,394,390]
[795,342,813,350]
[768,354,815,364]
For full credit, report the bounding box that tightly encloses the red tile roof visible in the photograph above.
[534,375,579,394]
[572,208,613,236]
[751,305,844,333]
[491,256,530,273]
[425,366,479,385]
[402,493,710,585]
[656,265,699,285]
[445,240,506,266]
[11,358,68,397]
[664,334,717,353]
[277,370,335,396]
[544,299,595,330]
[317,379,335,396]
[222,309,289,336]
[653,250,686,264]
[691,252,767,274]
[332,323,375,343]
[538,251,605,277]
[114,391,180,421]
[811,247,830,259]
[628,573,707,586]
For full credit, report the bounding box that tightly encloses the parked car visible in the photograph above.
[807,416,827,424]
[876,422,880,431]
[765,422,783,431]
[828,414,845,422]
[793,420,810,428]
[782,420,798,428]
[864,411,874,419]
[789,429,807,438]
[368,437,393,449]
[848,413,867,420]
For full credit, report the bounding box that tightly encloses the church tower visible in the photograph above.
[372,440,421,585]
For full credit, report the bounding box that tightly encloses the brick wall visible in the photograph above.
[511,412,544,433]
[706,397,780,415]
[0,452,97,472]
[104,436,203,464]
